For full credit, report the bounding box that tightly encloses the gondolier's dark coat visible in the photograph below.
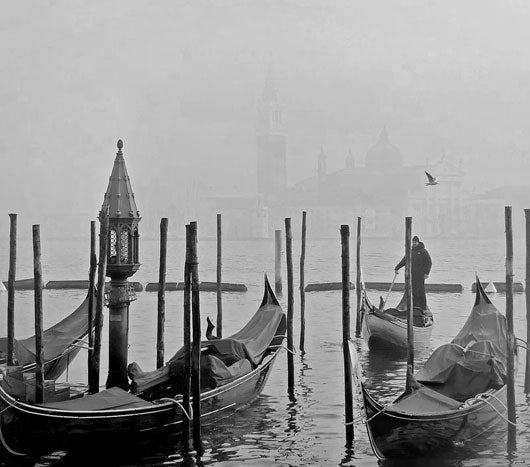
[395,242,432,309]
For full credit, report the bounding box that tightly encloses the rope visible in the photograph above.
[0,398,18,416]
[156,398,193,420]
[363,390,512,424]
[450,343,502,359]
[268,344,296,355]
[461,393,516,427]
[0,423,25,457]
[344,416,364,426]
[0,399,26,457]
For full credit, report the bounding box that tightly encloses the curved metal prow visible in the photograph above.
[261,274,280,307]
[475,274,492,306]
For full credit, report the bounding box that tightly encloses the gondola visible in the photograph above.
[360,283,433,352]
[0,277,286,458]
[0,291,92,380]
[351,279,513,459]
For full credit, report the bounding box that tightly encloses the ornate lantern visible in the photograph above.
[100,139,141,390]
[100,139,141,280]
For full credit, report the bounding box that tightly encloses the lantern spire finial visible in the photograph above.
[117,139,123,153]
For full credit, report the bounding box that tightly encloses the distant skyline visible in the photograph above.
[1,1,530,235]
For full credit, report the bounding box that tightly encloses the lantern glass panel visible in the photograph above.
[110,229,117,263]
[133,230,139,263]
[120,229,129,263]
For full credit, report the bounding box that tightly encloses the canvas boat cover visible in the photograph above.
[40,386,153,410]
[0,292,90,366]
[391,281,509,413]
[130,278,286,393]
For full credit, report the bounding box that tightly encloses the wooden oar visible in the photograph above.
[379,271,398,312]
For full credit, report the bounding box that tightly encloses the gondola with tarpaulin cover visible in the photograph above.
[0,277,286,459]
[351,278,515,459]
[0,291,93,381]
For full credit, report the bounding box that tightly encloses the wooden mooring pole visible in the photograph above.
[275,229,282,295]
[404,217,414,394]
[89,210,109,394]
[32,225,44,404]
[87,221,97,376]
[157,218,168,369]
[7,213,17,367]
[299,211,307,354]
[182,224,192,451]
[216,213,223,338]
[341,225,354,444]
[505,206,516,451]
[190,221,204,455]
[355,217,362,338]
[525,208,530,394]
[285,218,295,397]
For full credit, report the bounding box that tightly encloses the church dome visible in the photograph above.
[365,127,403,169]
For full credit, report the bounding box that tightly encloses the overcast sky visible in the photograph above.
[2,0,530,234]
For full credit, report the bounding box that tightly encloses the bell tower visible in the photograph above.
[257,61,287,204]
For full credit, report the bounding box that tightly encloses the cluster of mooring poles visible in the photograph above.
[7,140,530,460]
[274,211,309,399]
[341,208,524,453]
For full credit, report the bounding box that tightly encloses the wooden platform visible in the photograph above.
[305,282,354,292]
[305,282,464,292]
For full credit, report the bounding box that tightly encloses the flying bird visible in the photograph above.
[425,171,438,186]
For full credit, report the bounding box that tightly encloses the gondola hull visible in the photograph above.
[0,350,279,458]
[361,382,508,459]
[362,310,432,351]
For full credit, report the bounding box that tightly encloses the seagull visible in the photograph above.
[425,171,438,186]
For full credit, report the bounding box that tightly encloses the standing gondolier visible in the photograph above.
[394,235,432,310]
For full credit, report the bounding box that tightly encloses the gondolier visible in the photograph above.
[394,235,432,309]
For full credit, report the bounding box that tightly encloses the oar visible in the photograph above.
[379,271,398,312]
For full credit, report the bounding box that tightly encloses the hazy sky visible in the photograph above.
[2,0,530,235]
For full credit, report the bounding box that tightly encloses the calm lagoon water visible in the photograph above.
[0,233,529,466]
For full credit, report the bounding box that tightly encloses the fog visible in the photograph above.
[2,0,530,238]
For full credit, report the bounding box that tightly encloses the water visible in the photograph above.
[0,234,529,466]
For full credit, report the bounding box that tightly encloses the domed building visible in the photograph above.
[203,70,468,239]
[266,126,469,238]
[365,126,403,170]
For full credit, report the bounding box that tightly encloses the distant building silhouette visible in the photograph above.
[256,61,287,205]
[204,69,472,239]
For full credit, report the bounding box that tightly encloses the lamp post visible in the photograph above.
[100,139,141,390]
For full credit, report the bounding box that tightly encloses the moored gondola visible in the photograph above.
[360,284,433,352]
[0,277,286,459]
[351,279,514,459]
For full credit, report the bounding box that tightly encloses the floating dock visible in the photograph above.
[305,282,464,293]
[471,281,524,293]
[305,282,354,292]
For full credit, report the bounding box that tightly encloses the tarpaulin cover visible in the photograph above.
[201,355,252,387]
[0,293,90,366]
[415,284,508,401]
[40,386,153,410]
[129,280,286,392]
[168,301,285,367]
[389,384,462,414]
